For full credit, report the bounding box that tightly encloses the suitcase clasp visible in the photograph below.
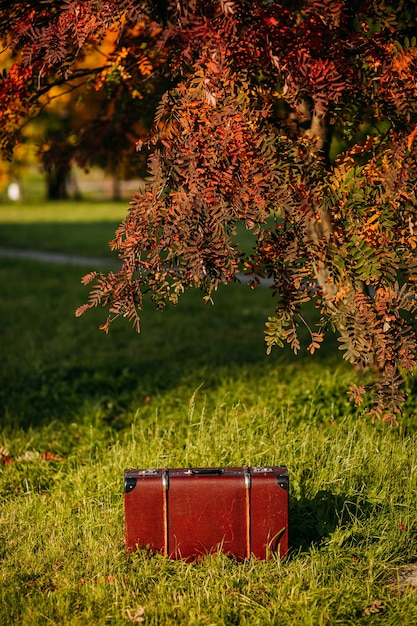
[162,470,169,490]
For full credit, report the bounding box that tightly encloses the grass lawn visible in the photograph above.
[0,200,129,259]
[1,200,417,624]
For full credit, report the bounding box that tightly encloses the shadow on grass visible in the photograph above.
[1,339,341,431]
[0,256,343,431]
[290,489,373,553]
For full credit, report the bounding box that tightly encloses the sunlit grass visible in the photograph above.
[0,201,129,224]
[0,200,128,258]
[2,386,417,624]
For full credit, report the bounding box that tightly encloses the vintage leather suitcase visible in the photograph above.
[124,466,289,560]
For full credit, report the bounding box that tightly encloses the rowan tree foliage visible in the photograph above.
[1,0,417,423]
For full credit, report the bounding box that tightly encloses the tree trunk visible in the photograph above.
[301,101,338,302]
[112,175,122,201]
[47,166,70,200]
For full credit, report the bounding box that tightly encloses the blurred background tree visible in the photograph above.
[0,2,169,199]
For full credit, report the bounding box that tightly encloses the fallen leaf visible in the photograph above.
[17,451,38,461]
[363,599,385,616]
[126,607,145,623]
[41,451,63,461]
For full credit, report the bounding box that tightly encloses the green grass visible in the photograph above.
[0,201,128,258]
[1,200,417,624]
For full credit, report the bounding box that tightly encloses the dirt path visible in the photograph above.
[0,246,118,268]
[0,246,274,284]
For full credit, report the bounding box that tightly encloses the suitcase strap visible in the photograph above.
[161,468,252,559]
[244,468,251,559]
[162,471,169,557]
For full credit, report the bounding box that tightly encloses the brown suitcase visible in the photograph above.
[124,466,289,560]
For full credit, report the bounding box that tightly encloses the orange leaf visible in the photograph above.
[407,126,417,150]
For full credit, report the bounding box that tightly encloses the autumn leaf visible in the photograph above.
[125,607,145,623]
[407,126,417,150]
[362,599,385,616]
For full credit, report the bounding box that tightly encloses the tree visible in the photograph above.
[1,1,417,422]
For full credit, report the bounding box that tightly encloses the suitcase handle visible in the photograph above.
[190,468,224,475]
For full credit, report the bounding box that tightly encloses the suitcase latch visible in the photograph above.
[162,470,169,490]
